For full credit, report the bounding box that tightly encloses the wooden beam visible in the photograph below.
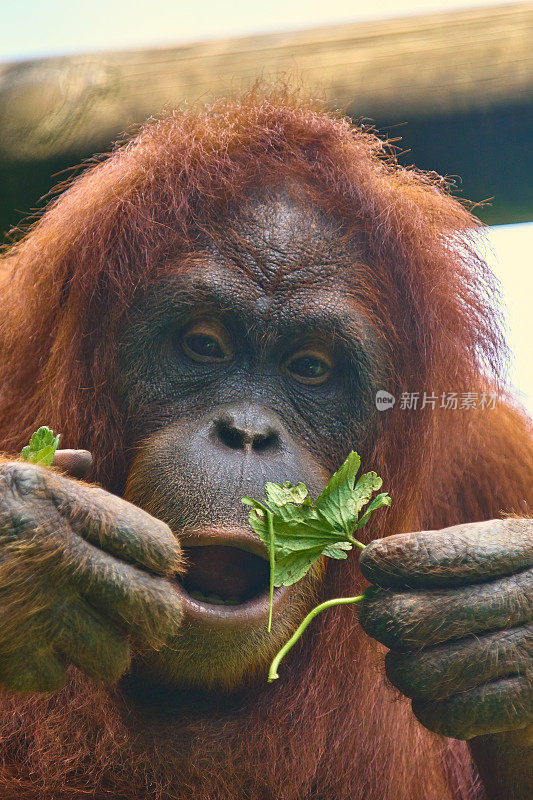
[0,2,531,162]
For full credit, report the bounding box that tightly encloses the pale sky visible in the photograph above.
[483,223,533,416]
[0,0,521,62]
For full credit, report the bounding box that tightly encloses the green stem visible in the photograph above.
[347,534,366,550]
[267,511,274,633]
[268,594,364,682]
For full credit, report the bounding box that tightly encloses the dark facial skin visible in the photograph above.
[119,188,383,686]
[0,186,531,800]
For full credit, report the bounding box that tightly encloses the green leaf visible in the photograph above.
[264,481,309,507]
[314,451,361,534]
[20,426,61,467]
[322,542,352,559]
[242,450,391,630]
[315,455,385,538]
[30,445,56,465]
[266,511,275,632]
[273,545,325,586]
[355,492,392,530]
[261,482,315,523]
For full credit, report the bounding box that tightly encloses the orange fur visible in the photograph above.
[0,87,531,799]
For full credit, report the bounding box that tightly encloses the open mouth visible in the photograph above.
[174,530,289,627]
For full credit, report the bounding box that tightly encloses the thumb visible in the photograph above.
[52,449,93,480]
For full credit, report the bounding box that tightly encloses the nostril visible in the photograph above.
[214,419,281,453]
[252,430,279,452]
[216,421,246,451]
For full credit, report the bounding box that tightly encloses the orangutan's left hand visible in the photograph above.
[357,518,532,740]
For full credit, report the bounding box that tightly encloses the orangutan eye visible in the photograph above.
[181,322,233,364]
[284,350,333,386]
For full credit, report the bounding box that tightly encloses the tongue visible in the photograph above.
[182,545,269,600]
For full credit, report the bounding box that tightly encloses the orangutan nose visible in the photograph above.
[213,405,281,454]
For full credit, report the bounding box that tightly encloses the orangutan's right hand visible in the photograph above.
[0,455,183,693]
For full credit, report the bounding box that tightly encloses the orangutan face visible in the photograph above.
[120,186,383,688]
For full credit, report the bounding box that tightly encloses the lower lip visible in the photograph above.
[172,527,293,628]
[174,581,291,629]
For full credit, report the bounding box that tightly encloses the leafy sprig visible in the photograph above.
[242,451,391,680]
[20,426,61,467]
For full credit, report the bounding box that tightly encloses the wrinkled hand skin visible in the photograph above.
[0,456,183,693]
[358,518,532,799]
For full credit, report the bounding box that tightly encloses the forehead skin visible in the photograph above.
[137,183,380,358]
[205,183,359,294]
[150,182,374,345]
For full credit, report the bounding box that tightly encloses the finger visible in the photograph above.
[360,519,533,589]
[44,470,183,577]
[57,531,184,649]
[412,677,533,739]
[358,569,532,649]
[55,600,131,683]
[53,450,93,480]
[5,491,184,650]
[385,624,532,701]
[0,642,67,693]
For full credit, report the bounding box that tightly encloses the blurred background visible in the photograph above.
[1,0,531,411]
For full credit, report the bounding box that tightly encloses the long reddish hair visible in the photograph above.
[0,87,505,489]
[1,87,531,800]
